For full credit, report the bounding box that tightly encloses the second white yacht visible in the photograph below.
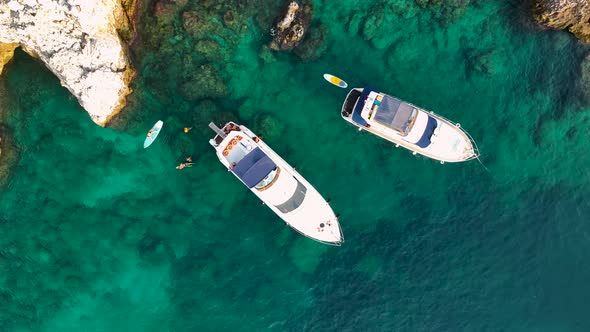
[341,87,479,163]
[209,122,343,245]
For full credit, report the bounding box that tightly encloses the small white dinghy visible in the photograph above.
[144,120,163,148]
[323,74,348,88]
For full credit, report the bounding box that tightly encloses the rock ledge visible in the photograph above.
[0,0,136,126]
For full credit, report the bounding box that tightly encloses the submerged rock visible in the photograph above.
[182,10,222,39]
[294,23,328,61]
[136,0,281,109]
[0,0,137,126]
[580,53,590,103]
[253,113,285,140]
[362,5,385,42]
[269,1,313,51]
[413,0,471,26]
[533,0,590,43]
[180,64,227,101]
[462,44,497,79]
[154,0,189,19]
[258,45,277,64]
[190,99,237,132]
[0,125,17,187]
[138,234,173,265]
[195,39,224,62]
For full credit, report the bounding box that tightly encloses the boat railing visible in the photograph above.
[464,129,481,160]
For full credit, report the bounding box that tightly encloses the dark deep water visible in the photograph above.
[1,0,590,331]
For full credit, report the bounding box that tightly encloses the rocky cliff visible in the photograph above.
[533,0,590,43]
[0,0,136,126]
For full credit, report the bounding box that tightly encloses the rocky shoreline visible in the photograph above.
[0,0,138,126]
[531,0,590,105]
[533,0,590,43]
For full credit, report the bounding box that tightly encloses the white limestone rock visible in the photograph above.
[0,0,134,126]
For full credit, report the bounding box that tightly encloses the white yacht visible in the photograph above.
[341,87,479,163]
[209,122,343,246]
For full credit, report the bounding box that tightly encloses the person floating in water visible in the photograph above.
[176,162,194,170]
[186,157,192,162]
[183,127,192,133]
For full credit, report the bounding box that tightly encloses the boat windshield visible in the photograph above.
[403,109,419,133]
[274,179,307,213]
[255,167,280,191]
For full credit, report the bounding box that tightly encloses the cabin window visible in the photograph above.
[274,179,307,213]
[402,109,419,135]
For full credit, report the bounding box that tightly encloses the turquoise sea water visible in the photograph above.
[1,0,590,331]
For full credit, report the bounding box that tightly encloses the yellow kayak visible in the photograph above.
[323,74,348,88]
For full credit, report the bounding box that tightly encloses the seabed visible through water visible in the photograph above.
[1,0,590,331]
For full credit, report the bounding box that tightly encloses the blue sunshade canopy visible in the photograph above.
[232,147,277,188]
